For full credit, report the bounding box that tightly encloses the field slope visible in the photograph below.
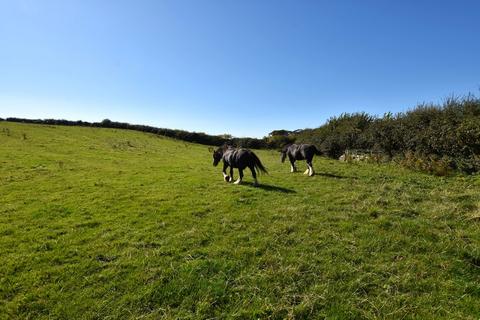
[1,122,479,319]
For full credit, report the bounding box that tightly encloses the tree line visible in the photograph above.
[1,117,271,149]
[2,94,479,174]
[289,95,480,174]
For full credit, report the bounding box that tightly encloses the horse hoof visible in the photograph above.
[224,176,231,182]
[234,179,242,185]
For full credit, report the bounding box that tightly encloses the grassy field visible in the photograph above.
[1,121,479,319]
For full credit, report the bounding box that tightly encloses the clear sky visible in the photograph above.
[1,0,479,137]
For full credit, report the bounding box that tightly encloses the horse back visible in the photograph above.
[290,144,315,160]
[223,148,251,168]
[289,144,304,160]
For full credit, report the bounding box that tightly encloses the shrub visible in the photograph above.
[291,95,480,174]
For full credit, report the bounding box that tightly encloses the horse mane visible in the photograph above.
[281,143,293,153]
[216,143,235,153]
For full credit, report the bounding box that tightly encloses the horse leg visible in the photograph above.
[290,160,297,173]
[222,163,230,182]
[249,165,259,186]
[229,167,234,182]
[304,162,309,175]
[234,168,243,184]
[307,160,315,176]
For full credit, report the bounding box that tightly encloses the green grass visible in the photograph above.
[1,122,479,319]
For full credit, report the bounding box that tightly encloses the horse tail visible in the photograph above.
[251,152,268,174]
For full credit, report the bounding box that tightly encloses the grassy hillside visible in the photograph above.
[1,122,479,319]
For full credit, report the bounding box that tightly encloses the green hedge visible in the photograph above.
[292,96,480,174]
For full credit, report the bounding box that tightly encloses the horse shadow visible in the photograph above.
[316,172,358,180]
[241,181,296,194]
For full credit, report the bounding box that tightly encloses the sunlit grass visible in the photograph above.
[1,122,479,319]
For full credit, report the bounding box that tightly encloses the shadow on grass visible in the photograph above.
[241,181,296,193]
[316,172,358,180]
[287,170,356,180]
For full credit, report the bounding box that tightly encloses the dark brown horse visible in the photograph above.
[213,145,267,186]
[281,144,321,176]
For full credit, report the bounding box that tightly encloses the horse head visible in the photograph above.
[280,144,290,163]
[212,147,223,166]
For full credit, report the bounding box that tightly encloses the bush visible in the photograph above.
[291,95,480,174]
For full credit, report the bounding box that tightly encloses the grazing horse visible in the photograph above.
[281,144,321,176]
[212,146,267,186]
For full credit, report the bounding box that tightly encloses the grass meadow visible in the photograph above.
[1,122,479,319]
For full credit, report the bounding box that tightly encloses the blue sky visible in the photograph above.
[1,0,479,137]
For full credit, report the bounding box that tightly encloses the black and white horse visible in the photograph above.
[281,144,321,176]
[212,146,267,186]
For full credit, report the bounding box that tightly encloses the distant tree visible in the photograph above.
[219,134,233,140]
[268,129,292,137]
[101,119,112,127]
